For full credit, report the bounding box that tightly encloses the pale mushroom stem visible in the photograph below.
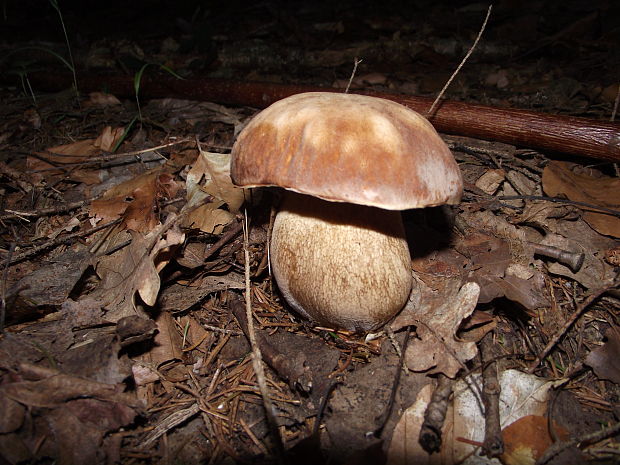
[269,192,413,332]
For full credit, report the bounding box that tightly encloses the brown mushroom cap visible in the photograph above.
[231,92,462,210]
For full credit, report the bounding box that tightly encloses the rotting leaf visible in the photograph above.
[158,272,244,312]
[92,224,185,321]
[585,327,620,384]
[542,160,620,238]
[392,280,480,378]
[0,365,141,465]
[454,217,548,311]
[12,245,92,316]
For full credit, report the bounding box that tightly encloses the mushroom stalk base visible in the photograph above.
[270,193,413,332]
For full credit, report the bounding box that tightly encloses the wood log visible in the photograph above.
[27,72,620,161]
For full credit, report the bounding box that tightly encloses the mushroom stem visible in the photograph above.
[270,192,413,332]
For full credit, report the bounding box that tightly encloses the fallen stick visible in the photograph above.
[26,72,620,161]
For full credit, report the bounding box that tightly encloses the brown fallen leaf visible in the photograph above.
[542,161,620,238]
[90,168,180,232]
[453,230,548,311]
[28,126,125,184]
[93,223,185,321]
[500,415,570,465]
[84,91,122,107]
[391,280,480,378]
[0,364,141,465]
[585,327,620,384]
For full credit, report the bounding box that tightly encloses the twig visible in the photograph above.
[419,374,454,453]
[527,279,619,374]
[611,82,620,122]
[530,243,585,272]
[203,221,243,262]
[536,420,620,465]
[31,139,191,172]
[480,331,503,457]
[2,218,122,265]
[374,327,411,437]
[498,195,620,218]
[344,58,363,94]
[0,243,16,333]
[242,211,285,462]
[0,197,96,221]
[428,4,493,117]
[231,299,312,392]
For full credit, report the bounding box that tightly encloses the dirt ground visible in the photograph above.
[0,1,619,464]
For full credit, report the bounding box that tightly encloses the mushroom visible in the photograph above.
[230,92,462,332]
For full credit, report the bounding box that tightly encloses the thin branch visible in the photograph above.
[243,211,285,462]
[497,195,620,218]
[536,420,620,465]
[0,197,97,221]
[428,4,493,117]
[0,243,16,333]
[527,279,619,374]
[480,331,503,457]
[2,219,122,265]
[611,82,619,122]
[344,58,363,94]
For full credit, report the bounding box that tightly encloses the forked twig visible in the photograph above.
[344,58,363,94]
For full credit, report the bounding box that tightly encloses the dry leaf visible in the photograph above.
[90,169,179,232]
[28,126,125,184]
[585,327,620,384]
[500,415,570,465]
[392,280,480,378]
[387,370,559,465]
[93,224,185,321]
[542,161,620,237]
[85,92,122,107]
[185,201,236,235]
[186,149,244,211]
[475,169,505,195]
[184,150,244,233]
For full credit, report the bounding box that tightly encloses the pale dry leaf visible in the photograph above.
[184,150,243,233]
[392,280,480,378]
[186,150,244,212]
[185,201,236,234]
[542,160,620,238]
[86,92,122,107]
[387,370,559,465]
[475,169,505,195]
